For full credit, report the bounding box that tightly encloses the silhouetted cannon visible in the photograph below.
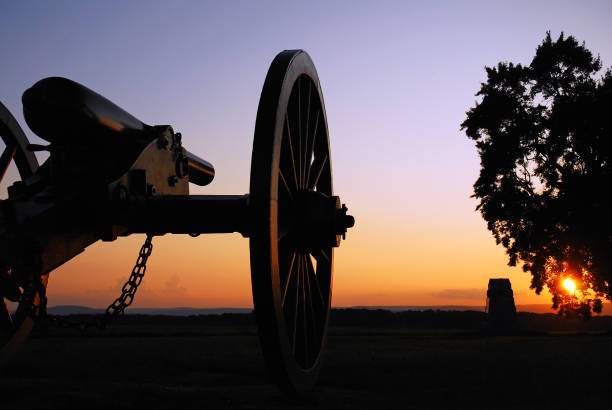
[0,50,354,395]
[23,77,215,186]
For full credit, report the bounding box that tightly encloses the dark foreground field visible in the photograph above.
[2,311,612,410]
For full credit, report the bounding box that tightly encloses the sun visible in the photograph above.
[563,278,576,294]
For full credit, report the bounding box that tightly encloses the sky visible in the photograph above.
[1,1,612,309]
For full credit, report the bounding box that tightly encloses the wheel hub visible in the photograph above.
[287,190,354,252]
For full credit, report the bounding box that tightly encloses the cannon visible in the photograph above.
[0,50,354,394]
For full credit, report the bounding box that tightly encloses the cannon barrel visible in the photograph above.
[22,77,215,186]
[22,77,151,144]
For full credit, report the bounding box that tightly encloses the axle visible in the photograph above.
[114,192,354,246]
[114,195,251,236]
[0,191,353,276]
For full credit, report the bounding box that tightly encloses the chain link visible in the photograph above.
[19,280,43,319]
[105,234,153,318]
[29,234,154,332]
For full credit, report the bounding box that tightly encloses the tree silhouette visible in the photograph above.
[462,32,612,317]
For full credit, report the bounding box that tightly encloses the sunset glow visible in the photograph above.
[563,279,576,294]
[1,2,611,311]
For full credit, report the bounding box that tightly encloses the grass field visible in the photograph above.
[2,319,611,410]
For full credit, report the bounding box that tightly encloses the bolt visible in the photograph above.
[168,175,179,187]
[335,204,355,240]
[342,204,355,228]
[157,136,169,149]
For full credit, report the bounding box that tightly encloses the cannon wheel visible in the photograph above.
[250,50,334,394]
[0,101,45,365]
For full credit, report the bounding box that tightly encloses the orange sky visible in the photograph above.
[41,207,555,309]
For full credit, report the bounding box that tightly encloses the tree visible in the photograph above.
[462,32,612,317]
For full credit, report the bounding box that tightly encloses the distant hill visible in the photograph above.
[351,305,487,312]
[351,304,612,315]
[47,303,612,316]
[47,305,253,316]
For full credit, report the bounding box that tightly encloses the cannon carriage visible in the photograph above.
[0,50,354,394]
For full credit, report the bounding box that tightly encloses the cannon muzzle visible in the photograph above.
[186,151,215,186]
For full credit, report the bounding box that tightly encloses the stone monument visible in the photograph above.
[486,278,517,329]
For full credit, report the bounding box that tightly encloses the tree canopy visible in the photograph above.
[462,32,612,317]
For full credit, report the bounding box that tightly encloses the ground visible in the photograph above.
[2,319,611,409]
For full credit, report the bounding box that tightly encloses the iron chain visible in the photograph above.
[105,234,153,318]
[31,234,154,332]
[19,279,44,319]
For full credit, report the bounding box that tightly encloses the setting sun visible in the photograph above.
[563,278,576,294]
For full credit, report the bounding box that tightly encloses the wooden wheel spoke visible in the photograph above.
[305,110,320,188]
[0,144,16,183]
[0,298,14,335]
[294,80,303,190]
[281,252,297,308]
[314,248,330,264]
[308,153,328,190]
[301,80,306,189]
[307,254,325,310]
[278,169,294,200]
[304,255,320,358]
[291,256,301,355]
[300,255,308,366]
[284,114,299,191]
[301,80,312,188]
[313,248,332,303]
